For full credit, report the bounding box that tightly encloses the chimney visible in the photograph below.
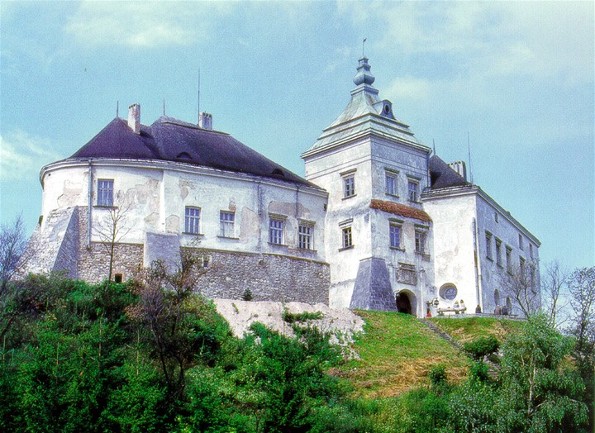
[448,160,467,181]
[198,112,212,130]
[127,103,141,134]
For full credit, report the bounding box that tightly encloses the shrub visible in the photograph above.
[241,289,253,301]
[281,309,323,323]
[429,364,447,388]
[463,335,499,360]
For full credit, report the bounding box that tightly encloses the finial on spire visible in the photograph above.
[362,37,367,57]
[353,56,375,87]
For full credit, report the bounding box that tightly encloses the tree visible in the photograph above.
[567,267,595,365]
[0,215,27,294]
[500,260,540,318]
[541,261,570,328]
[126,255,222,401]
[94,192,132,282]
[497,314,588,432]
[567,267,595,431]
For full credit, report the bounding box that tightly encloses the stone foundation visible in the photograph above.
[25,206,330,305]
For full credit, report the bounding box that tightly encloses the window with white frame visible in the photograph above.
[485,231,493,260]
[519,256,526,275]
[389,222,402,249]
[341,226,353,249]
[269,218,284,245]
[298,224,313,250]
[97,179,114,207]
[219,211,235,237]
[506,246,513,274]
[184,207,201,234]
[415,230,427,255]
[407,179,419,202]
[343,174,355,198]
[495,238,503,267]
[385,170,398,196]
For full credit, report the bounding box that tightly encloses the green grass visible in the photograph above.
[334,313,523,399]
[336,311,469,398]
[428,316,523,345]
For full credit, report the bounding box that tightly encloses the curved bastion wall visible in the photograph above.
[26,158,330,304]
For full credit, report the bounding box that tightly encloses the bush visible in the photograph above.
[282,309,323,323]
[463,336,499,360]
[241,289,253,301]
[429,364,447,388]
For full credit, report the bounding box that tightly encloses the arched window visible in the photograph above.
[494,289,500,306]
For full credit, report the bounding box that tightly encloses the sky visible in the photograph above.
[1,1,593,273]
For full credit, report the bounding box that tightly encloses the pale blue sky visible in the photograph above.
[1,1,593,271]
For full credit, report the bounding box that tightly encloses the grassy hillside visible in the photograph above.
[338,311,521,399]
[428,315,524,344]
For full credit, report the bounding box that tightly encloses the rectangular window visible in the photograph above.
[341,226,353,249]
[518,234,524,250]
[495,238,503,267]
[485,232,493,260]
[520,257,526,275]
[389,223,402,249]
[184,207,201,234]
[529,243,533,259]
[219,211,235,237]
[97,179,114,206]
[397,263,417,285]
[506,246,513,273]
[269,219,284,245]
[408,180,419,202]
[298,224,313,250]
[415,230,427,255]
[343,175,355,198]
[385,172,398,196]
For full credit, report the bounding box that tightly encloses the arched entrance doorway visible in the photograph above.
[396,291,416,315]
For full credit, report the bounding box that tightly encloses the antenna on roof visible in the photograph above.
[467,131,474,184]
[116,100,119,118]
[432,138,436,155]
[163,98,166,116]
[197,68,201,121]
[362,38,367,57]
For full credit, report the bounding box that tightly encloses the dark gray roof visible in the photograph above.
[70,116,317,188]
[429,155,471,189]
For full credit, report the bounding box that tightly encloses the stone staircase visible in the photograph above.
[420,318,464,351]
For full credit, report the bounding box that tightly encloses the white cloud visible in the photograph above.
[340,1,593,85]
[64,1,232,48]
[385,75,433,102]
[0,130,61,181]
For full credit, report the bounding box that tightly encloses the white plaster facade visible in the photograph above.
[423,185,541,316]
[40,158,327,263]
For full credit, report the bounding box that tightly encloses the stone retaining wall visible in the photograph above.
[73,207,330,304]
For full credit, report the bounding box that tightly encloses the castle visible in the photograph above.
[22,58,540,317]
